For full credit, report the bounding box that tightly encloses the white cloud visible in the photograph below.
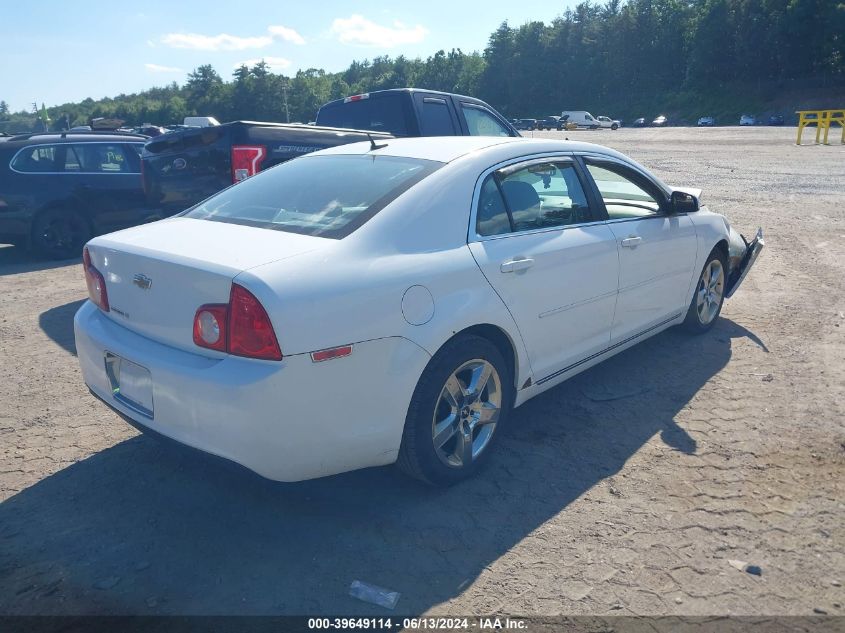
[268,25,305,45]
[145,63,183,73]
[234,57,292,72]
[159,25,304,51]
[146,39,156,48]
[330,14,428,48]
[161,32,272,51]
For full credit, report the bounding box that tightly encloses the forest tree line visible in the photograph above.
[2,0,842,132]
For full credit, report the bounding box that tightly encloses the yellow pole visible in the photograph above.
[796,111,805,145]
[822,111,831,145]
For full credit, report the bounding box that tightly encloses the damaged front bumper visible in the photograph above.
[726,227,765,298]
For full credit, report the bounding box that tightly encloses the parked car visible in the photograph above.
[560,111,600,129]
[632,117,647,127]
[514,119,538,131]
[596,116,621,130]
[536,116,561,130]
[739,114,756,126]
[0,131,156,258]
[558,115,578,130]
[768,114,785,126]
[697,116,716,127]
[145,88,519,215]
[133,125,167,137]
[75,136,764,485]
[651,115,668,127]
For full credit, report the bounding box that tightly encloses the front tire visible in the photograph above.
[32,207,90,260]
[683,249,727,334]
[611,123,619,130]
[397,335,512,485]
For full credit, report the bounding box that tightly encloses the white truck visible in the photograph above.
[596,115,621,130]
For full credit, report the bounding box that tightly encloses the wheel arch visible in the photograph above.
[30,200,94,255]
[713,238,729,261]
[435,323,523,399]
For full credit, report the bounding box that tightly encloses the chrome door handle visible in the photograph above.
[621,236,642,248]
[500,258,535,273]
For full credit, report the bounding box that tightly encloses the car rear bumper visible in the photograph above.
[74,301,430,481]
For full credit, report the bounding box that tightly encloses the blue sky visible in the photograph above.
[1,1,578,113]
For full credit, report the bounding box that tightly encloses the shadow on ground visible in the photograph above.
[1,319,765,615]
[0,245,79,276]
[39,300,85,356]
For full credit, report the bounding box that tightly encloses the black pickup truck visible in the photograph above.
[142,88,518,214]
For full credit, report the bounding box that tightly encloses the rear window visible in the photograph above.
[182,154,441,239]
[316,95,412,136]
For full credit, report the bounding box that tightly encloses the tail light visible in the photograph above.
[193,284,282,361]
[343,93,370,103]
[231,145,266,183]
[82,246,109,312]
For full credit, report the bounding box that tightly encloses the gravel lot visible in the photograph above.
[0,127,843,617]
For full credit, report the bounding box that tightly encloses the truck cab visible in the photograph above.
[316,89,519,138]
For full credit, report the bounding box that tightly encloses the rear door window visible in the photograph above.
[415,96,457,135]
[476,159,595,236]
[72,143,136,173]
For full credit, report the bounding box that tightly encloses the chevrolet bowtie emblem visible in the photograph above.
[133,274,153,290]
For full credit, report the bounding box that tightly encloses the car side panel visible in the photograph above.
[239,243,533,395]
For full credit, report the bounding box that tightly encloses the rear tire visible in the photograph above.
[32,207,90,260]
[683,248,727,334]
[397,335,512,485]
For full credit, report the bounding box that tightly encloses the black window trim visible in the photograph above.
[9,141,144,175]
[470,153,604,242]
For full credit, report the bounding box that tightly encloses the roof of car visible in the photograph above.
[2,131,148,146]
[311,136,627,165]
[318,87,491,110]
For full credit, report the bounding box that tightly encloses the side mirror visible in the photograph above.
[670,190,699,213]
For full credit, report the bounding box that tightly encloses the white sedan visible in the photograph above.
[74,137,763,485]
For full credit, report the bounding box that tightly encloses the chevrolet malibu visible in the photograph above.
[74,137,764,485]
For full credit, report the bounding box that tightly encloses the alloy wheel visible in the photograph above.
[696,259,724,325]
[431,359,502,468]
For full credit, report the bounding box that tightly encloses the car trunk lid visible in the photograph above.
[87,217,325,354]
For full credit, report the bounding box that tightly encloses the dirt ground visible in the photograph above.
[0,127,843,617]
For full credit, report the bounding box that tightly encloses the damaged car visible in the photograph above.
[74,137,763,485]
